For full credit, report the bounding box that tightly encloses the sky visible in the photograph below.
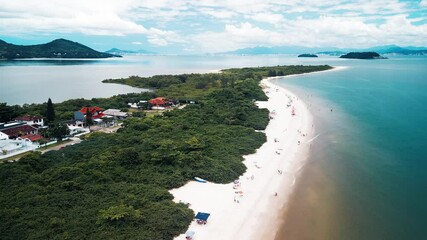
[1,0,427,54]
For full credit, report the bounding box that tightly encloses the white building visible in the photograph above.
[103,109,128,119]
[14,115,45,127]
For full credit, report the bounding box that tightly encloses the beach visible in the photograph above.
[171,76,315,239]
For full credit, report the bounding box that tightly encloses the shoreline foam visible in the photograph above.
[171,75,316,239]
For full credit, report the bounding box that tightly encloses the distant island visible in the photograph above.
[0,39,120,59]
[340,52,387,59]
[298,53,318,58]
[222,45,427,56]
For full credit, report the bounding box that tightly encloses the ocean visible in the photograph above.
[1,55,426,239]
[275,57,427,239]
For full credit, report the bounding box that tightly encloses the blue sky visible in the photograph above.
[1,0,427,54]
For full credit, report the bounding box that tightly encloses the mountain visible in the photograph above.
[340,52,387,59]
[222,45,427,56]
[105,48,155,55]
[0,39,120,59]
[317,51,347,56]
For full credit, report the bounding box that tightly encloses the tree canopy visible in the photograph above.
[46,98,55,124]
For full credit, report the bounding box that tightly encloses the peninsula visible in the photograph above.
[0,39,120,59]
[340,52,386,59]
[0,65,333,240]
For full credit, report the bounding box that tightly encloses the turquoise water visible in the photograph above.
[276,57,427,239]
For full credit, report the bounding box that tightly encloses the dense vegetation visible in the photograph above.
[104,65,332,99]
[339,52,386,59]
[0,39,119,59]
[0,65,331,239]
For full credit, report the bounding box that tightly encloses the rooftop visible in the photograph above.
[0,125,37,136]
[21,134,43,142]
[14,115,43,122]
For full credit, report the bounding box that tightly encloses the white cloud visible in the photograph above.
[0,0,426,51]
[251,13,284,25]
[192,14,427,52]
[0,0,148,36]
[193,22,285,52]
[132,41,143,45]
[199,8,237,19]
[146,28,185,46]
[148,37,168,46]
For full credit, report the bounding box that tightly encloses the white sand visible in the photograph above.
[170,77,315,240]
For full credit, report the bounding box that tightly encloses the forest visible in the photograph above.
[0,65,331,239]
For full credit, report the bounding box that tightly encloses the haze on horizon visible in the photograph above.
[1,0,427,54]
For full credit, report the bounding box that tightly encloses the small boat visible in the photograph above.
[194,177,207,183]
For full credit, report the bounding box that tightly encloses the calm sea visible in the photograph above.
[1,55,426,239]
[0,55,340,105]
[275,57,427,239]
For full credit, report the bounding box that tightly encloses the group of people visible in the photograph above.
[196,219,207,225]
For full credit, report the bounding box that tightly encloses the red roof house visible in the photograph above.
[79,107,105,119]
[21,134,43,142]
[149,97,167,106]
[0,125,37,139]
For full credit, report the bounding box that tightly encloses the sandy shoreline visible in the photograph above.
[170,72,319,239]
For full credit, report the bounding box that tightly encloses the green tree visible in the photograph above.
[46,98,55,123]
[98,204,141,222]
[117,147,141,167]
[267,69,277,77]
[48,122,70,141]
[131,111,146,118]
[85,107,93,130]
[0,103,15,122]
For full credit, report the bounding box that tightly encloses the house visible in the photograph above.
[149,97,171,110]
[128,100,148,109]
[128,102,139,109]
[67,125,86,135]
[20,134,43,142]
[103,109,128,119]
[149,97,167,106]
[74,107,104,121]
[0,123,38,139]
[0,138,39,159]
[14,115,45,127]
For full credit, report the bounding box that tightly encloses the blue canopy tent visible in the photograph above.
[195,212,210,224]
